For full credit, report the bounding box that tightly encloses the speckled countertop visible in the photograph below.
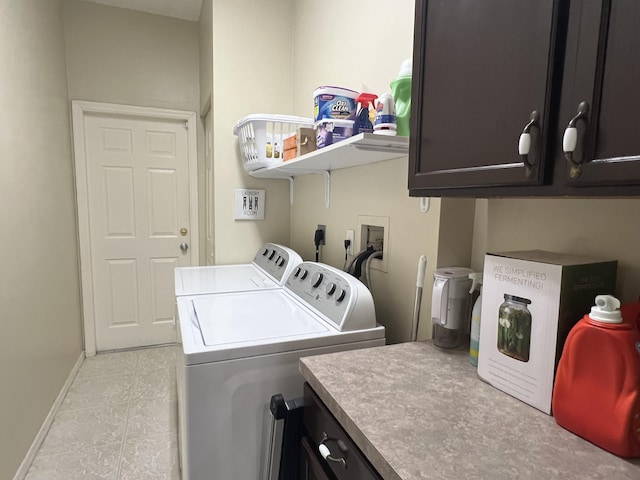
[299,341,640,480]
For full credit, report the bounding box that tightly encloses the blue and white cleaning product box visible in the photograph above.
[315,119,354,149]
[313,86,358,122]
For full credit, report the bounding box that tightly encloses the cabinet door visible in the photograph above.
[409,0,562,192]
[556,0,640,188]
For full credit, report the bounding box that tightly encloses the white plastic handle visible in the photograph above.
[563,127,578,153]
[318,444,331,460]
[431,278,449,326]
[416,255,427,288]
[518,132,531,155]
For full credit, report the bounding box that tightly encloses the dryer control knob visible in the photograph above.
[293,267,301,277]
[268,250,276,260]
[311,272,323,288]
[335,288,347,303]
[277,257,285,267]
[300,269,308,280]
[326,282,337,295]
[263,248,270,257]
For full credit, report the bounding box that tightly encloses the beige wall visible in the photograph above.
[289,0,475,343]
[483,198,640,303]
[209,0,295,264]
[0,1,83,477]
[62,0,207,262]
[63,0,200,111]
[199,0,213,110]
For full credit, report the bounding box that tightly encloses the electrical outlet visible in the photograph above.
[316,224,326,245]
[345,229,355,255]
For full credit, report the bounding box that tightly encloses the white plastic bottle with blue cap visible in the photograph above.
[373,93,397,136]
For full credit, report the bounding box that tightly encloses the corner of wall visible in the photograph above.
[436,198,476,268]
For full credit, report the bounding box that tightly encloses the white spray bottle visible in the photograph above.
[468,272,483,366]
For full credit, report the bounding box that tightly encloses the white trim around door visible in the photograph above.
[72,101,199,356]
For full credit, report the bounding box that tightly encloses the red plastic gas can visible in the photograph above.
[552,295,640,458]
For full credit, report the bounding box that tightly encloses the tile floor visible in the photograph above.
[25,345,180,480]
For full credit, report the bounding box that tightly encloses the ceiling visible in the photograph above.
[81,0,203,21]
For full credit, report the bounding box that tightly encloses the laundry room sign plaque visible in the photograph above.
[234,189,265,220]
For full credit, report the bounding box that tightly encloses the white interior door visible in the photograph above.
[73,102,198,353]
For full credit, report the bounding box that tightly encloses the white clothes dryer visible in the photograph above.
[176,261,385,480]
[174,243,302,296]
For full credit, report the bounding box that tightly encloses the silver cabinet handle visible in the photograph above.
[318,432,347,469]
[518,110,540,178]
[180,243,189,253]
[563,101,590,179]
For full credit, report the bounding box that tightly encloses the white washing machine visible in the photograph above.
[174,243,302,296]
[176,261,385,480]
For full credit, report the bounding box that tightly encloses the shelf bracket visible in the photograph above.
[287,177,294,206]
[321,171,331,208]
[420,197,430,213]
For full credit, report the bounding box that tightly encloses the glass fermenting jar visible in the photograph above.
[497,294,532,362]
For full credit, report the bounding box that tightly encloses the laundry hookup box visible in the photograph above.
[477,250,617,414]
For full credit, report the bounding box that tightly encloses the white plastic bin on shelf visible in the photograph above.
[233,114,314,172]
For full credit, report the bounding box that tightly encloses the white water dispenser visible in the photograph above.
[431,267,473,348]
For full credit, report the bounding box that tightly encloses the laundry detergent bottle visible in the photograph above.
[390,59,412,137]
[552,295,640,458]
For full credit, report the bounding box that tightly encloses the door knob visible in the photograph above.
[180,243,189,253]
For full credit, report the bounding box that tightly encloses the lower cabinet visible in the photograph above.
[302,383,383,480]
[301,436,334,480]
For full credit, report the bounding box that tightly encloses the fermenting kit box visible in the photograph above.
[477,250,617,414]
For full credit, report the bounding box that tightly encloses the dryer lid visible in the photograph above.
[175,264,277,296]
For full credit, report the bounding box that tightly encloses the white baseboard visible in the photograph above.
[12,351,85,480]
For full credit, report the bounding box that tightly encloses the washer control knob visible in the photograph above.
[335,288,347,303]
[311,272,323,288]
[268,250,276,260]
[263,248,270,257]
[326,282,337,296]
[293,267,301,277]
[300,269,309,280]
[277,257,285,267]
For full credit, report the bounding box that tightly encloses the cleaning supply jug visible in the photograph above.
[390,59,412,137]
[468,272,483,366]
[552,295,640,458]
[373,93,397,136]
[353,92,378,135]
[431,267,473,349]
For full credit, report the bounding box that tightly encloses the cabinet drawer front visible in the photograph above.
[303,384,383,480]
[301,436,334,480]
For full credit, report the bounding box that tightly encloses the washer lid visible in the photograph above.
[191,291,329,346]
[175,264,277,296]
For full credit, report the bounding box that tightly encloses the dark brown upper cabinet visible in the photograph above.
[409,0,640,197]
[555,0,640,191]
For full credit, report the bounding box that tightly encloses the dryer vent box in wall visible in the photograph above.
[356,215,389,272]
